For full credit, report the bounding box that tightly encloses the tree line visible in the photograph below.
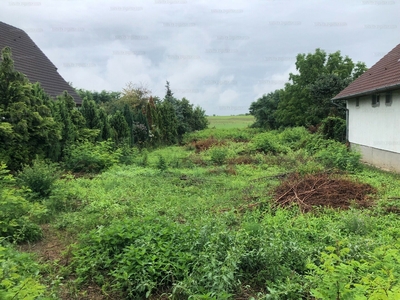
[0,47,208,171]
[249,48,368,134]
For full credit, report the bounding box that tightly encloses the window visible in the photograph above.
[356,97,359,107]
[372,94,380,107]
[385,92,392,106]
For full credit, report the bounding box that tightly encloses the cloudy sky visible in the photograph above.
[1,0,399,115]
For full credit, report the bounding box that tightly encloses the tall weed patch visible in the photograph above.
[0,163,45,243]
[73,217,198,299]
[0,242,46,299]
[251,131,289,154]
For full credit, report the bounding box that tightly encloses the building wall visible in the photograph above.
[350,143,400,173]
[347,89,400,153]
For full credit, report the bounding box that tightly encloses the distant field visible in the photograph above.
[207,115,255,129]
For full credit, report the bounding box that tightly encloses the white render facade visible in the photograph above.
[347,89,400,172]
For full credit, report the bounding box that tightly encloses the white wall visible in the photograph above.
[347,89,400,153]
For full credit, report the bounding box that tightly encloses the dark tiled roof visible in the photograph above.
[0,21,82,105]
[333,43,400,100]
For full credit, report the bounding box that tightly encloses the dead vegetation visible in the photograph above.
[274,172,376,212]
[190,137,224,153]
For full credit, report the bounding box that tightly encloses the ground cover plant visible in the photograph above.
[207,115,255,129]
[3,127,400,299]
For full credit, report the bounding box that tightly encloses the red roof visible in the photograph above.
[0,21,82,105]
[333,44,400,100]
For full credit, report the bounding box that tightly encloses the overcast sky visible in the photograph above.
[1,0,399,115]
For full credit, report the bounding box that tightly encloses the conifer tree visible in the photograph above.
[110,110,129,145]
[0,47,60,169]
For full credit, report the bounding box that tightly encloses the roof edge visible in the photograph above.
[332,82,400,100]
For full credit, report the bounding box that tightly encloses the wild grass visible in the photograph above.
[4,127,400,299]
[207,115,255,129]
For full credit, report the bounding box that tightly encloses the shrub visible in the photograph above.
[0,243,46,299]
[156,155,168,171]
[210,147,227,165]
[278,127,310,150]
[0,163,45,243]
[307,243,400,299]
[251,132,289,154]
[319,116,346,142]
[118,143,137,165]
[139,149,149,167]
[303,134,336,155]
[17,158,60,199]
[315,143,361,172]
[73,217,197,299]
[64,140,122,173]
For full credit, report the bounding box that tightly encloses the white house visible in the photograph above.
[332,43,400,172]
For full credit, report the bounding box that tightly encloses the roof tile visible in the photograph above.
[0,21,82,105]
[333,43,400,100]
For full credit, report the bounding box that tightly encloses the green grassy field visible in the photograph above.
[4,127,400,299]
[207,115,255,129]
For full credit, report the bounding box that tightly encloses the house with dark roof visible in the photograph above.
[0,21,82,105]
[333,43,400,172]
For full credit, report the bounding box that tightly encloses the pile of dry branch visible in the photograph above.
[274,172,376,212]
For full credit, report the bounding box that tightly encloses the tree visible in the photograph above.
[80,98,101,130]
[75,88,120,104]
[98,108,112,141]
[273,49,367,127]
[191,106,209,131]
[159,100,178,144]
[160,82,208,140]
[109,110,129,145]
[54,91,87,159]
[250,90,282,129]
[0,47,61,169]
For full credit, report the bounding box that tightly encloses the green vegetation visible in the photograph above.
[207,115,255,129]
[3,45,400,299]
[0,48,208,172]
[1,126,400,299]
[250,49,368,132]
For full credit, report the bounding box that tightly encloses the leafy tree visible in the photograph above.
[191,105,209,131]
[252,49,368,128]
[250,90,282,129]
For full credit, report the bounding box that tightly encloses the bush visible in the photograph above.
[315,142,361,172]
[118,143,137,165]
[278,127,310,150]
[0,242,46,299]
[156,155,168,171]
[64,140,122,173]
[210,147,227,165]
[0,163,45,243]
[319,116,346,142]
[17,158,60,199]
[251,132,289,154]
[73,217,197,299]
[138,149,149,167]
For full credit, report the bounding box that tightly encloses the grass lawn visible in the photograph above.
[207,115,255,129]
